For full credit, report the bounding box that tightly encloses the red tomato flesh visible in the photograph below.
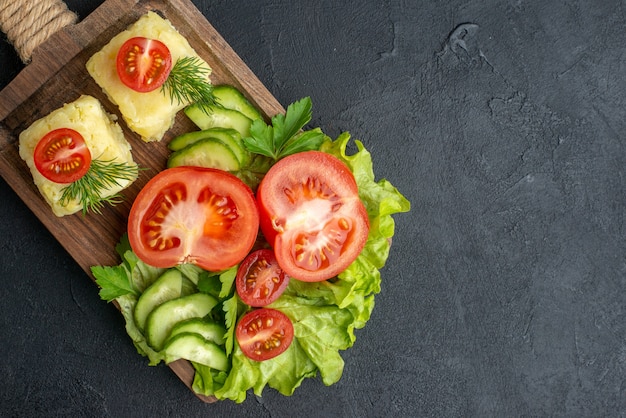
[128,167,259,271]
[33,128,92,184]
[236,249,289,307]
[116,37,172,92]
[236,308,294,361]
[257,151,370,282]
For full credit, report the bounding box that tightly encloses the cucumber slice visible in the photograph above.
[185,104,253,137]
[168,318,226,345]
[205,128,250,166]
[206,129,250,167]
[213,85,263,121]
[168,127,237,151]
[133,269,195,332]
[168,130,212,152]
[163,332,229,371]
[145,293,219,351]
[168,128,251,167]
[167,138,240,171]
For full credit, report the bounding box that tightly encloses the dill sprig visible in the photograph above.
[59,159,139,215]
[162,56,216,114]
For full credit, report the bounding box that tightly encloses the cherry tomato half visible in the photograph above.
[236,249,290,307]
[128,166,259,271]
[33,128,92,184]
[116,37,172,92]
[257,151,370,282]
[236,308,294,361]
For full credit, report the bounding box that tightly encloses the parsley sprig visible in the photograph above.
[59,159,138,215]
[162,56,216,113]
[242,96,325,161]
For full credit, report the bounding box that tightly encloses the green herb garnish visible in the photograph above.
[162,56,216,113]
[59,159,138,215]
[242,96,325,161]
[92,263,137,301]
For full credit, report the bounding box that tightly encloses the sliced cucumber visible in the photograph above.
[168,318,226,345]
[163,332,229,371]
[213,85,263,121]
[167,138,240,171]
[168,130,212,152]
[145,292,219,351]
[185,104,253,137]
[168,128,251,167]
[133,270,195,332]
[168,127,237,151]
[202,128,250,166]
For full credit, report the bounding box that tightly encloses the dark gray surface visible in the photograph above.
[1,0,625,416]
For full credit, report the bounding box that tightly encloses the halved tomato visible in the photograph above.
[236,249,289,307]
[236,308,294,361]
[127,166,259,271]
[116,37,172,92]
[33,128,92,184]
[257,151,369,282]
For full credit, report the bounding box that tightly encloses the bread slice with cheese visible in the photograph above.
[86,11,212,142]
[19,95,137,217]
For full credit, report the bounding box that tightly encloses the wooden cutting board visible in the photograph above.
[0,0,284,403]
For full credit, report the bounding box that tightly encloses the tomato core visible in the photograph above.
[116,37,172,92]
[33,128,92,184]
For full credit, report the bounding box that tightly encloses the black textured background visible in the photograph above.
[1,0,625,416]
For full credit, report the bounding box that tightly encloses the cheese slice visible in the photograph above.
[86,11,212,142]
[19,95,137,217]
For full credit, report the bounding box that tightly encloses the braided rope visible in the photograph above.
[0,0,77,63]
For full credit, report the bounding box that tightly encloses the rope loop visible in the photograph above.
[0,0,77,63]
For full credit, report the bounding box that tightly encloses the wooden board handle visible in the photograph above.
[0,0,77,63]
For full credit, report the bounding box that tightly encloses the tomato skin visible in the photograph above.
[257,151,370,282]
[236,308,294,361]
[33,128,92,184]
[116,37,172,92]
[128,166,259,271]
[236,249,289,307]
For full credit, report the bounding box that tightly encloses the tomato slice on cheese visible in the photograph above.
[116,37,172,92]
[33,128,92,184]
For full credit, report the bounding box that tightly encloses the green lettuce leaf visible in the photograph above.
[116,293,164,365]
[191,362,228,398]
[116,235,166,293]
[214,338,317,402]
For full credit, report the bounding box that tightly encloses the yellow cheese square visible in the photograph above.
[86,12,211,142]
[19,95,137,217]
